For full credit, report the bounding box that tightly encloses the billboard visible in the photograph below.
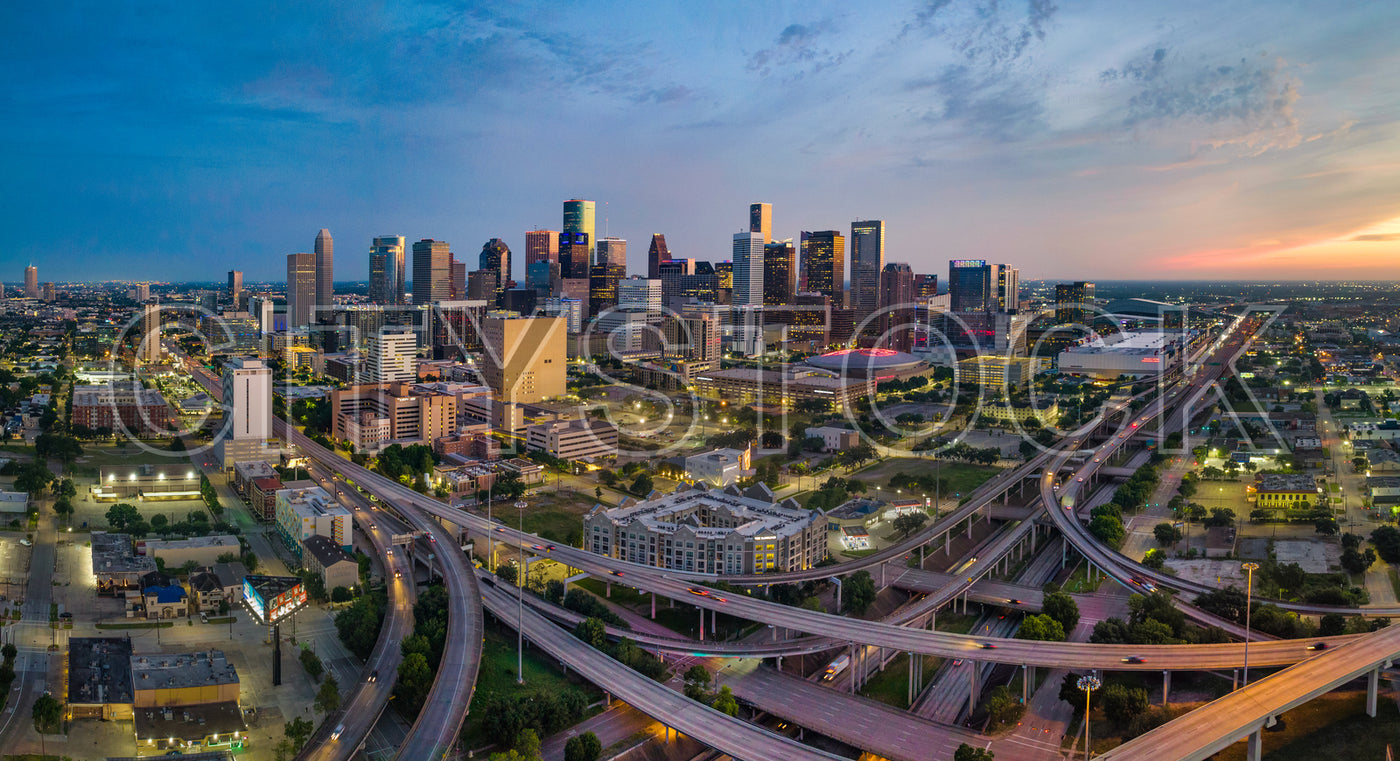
[242,575,307,625]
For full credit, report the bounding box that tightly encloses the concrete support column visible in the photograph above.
[849,643,857,694]
[967,517,973,539]
[969,661,980,711]
[1368,667,1380,718]
[908,652,915,706]
[881,563,886,587]
[651,593,656,619]
[920,545,925,566]
[944,531,950,555]
[777,655,782,672]
[1022,665,1029,702]
[1247,729,1262,761]
[1163,671,1171,706]
[711,608,716,636]
[1233,669,1239,691]
[606,580,611,598]
[698,607,704,642]
[877,647,885,672]
[605,691,611,707]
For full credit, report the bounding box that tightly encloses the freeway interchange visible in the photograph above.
[185,313,1400,760]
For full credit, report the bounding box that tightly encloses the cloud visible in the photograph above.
[1350,233,1400,242]
[1108,48,1302,153]
[918,64,1047,143]
[902,0,1059,66]
[747,21,850,79]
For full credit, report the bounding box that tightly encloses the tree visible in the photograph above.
[31,693,61,734]
[299,646,324,680]
[1100,683,1150,726]
[284,716,315,752]
[150,514,169,530]
[1088,515,1125,548]
[954,743,995,761]
[1059,672,1084,707]
[984,685,1025,726]
[1041,592,1080,634]
[1017,614,1067,642]
[169,436,186,452]
[564,732,603,761]
[515,729,542,760]
[331,586,353,603]
[495,563,519,585]
[1372,526,1400,564]
[630,472,654,496]
[892,511,929,538]
[1319,613,1347,636]
[395,652,434,712]
[314,674,341,714]
[105,502,141,530]
[574,617,607,649]
[2,643,15,661]
[14,461,54,497]
[682,664,711,702]
[1153,522,1183,547]
[843,570,876,615]
[711,685,739,717]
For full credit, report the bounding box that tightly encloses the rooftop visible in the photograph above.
[146,535,240,552]
[133,701,246,743]
[1255,473,1321,492]
[131,650,238,691]
[68,637,134,705]
[91,532,158,576]
[302,534,354,567]
[592,483,819,540]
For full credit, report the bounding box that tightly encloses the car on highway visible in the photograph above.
[395,570,402,579]
[428,534,436,542]
[368,669,378,682]
[688,586,711,597]
[370,523,377,530]
[546,544,556,552]
[330,724,344,741]
[19,538,31,546]
[1122,655,1145,664]
[386,548,393,556]
[1007,599,1021,605]
[611,570,625,577]
[980,643,997,649]
[1307,642,1329,651]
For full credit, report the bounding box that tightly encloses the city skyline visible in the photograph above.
[4,3,1400,283]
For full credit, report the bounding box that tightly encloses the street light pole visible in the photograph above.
[487,482,494,571]
[1078,674,1101,760]
[1242,561,1259,687]
[516,500,528,685]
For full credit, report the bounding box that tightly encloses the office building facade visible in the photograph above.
[647,233,670,279]
[525,230,559,267]
[412,239,451,306]
[286,253,316,328]
[559,232,591,280]
[563,199,596,261]
[800,231,845,303]
[481,316,567,404]
[850,219,885,324]
[1055,281,1096,326]
[750,202,772,244]
[23,265,38,299]
[762,240,796,306]
[596,237,627,268]
[948,259,997,313]
[997,265,1020,312]
[365,328,416,384]
[369,235,406,305]
[732,232,765,307]
[314,228,333,311]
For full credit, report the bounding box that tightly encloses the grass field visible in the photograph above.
[858,652,943,710]
[853,458,1001,498]
[459,620,603,749]
[488,492,595,545]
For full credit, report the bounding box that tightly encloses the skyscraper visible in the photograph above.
[227,270,243,305]
[732,232,765,307]
[1055,281,1096,326]
[647,234,670,279]
[851,219,885,324]
[914,273,938,299]
[588,261,625,317]
[879,262,915,351]
[221,356,272,441]
[996,265,1020,312]
[140,301,161,363]
[800,231,845,302]
[23,266,37,299]
[750,203,772,244]
[481,315,568,404]
[286,253,316,328]
[366,328,417,384]
[479,238,511,303]
[596,237,627,269]
[563,199,596,262]
[762,240,796,306]
[314,228,334,312]
[369,235,406,305]
[948,260,998,313]
[411,239,451,306]
[559,233,591,280]
[525,230,559,267]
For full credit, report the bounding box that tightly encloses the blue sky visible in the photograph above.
[4,1,1399,283]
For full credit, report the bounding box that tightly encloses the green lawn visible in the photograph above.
[1061,563,1105,594]
[934,612,980,634]
[858,652,943,710]
[853,458,1002,498]
[459,620,602,748]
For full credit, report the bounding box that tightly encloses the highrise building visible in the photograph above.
[253,297,275,334]
[222,356,272,441]
[948,260,998,313]
[526,260,560,293]
[732,232,765,307]
[563,199,596,261]
[525,230,559,268]
[714,261,733,290]
[24,266,38,299]
[879,263,915,351]
[596,237,627,268]
[481,315,567,404]
[479,238,511,303]
[286,253,316,328]
[997,265,1020,312]
[588,262,626,317]
[647,234,670,279]
[559,232,591,280]
[762,240,796,306]
[42,283,55,302]
[227,270,243,305]
[914,273,938,299]
[366,328,417,384]
[851,219,885,324]
[800,231,845,303]
[618,277,662,314]
[750,203,772,244]
[140,301,161,364]
[314,229,334,312]
[1055,281,1096,326]
[411,239,451,306]
[131,283,151,302]
[369,235,406,305]
[451,259,469,301]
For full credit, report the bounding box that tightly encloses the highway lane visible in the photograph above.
[184,354,483,761]
[477,576,849,761]
[298,477,417,761]
[1098,621,1400,761]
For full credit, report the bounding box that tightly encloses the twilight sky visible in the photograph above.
[4,1,1400,284]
